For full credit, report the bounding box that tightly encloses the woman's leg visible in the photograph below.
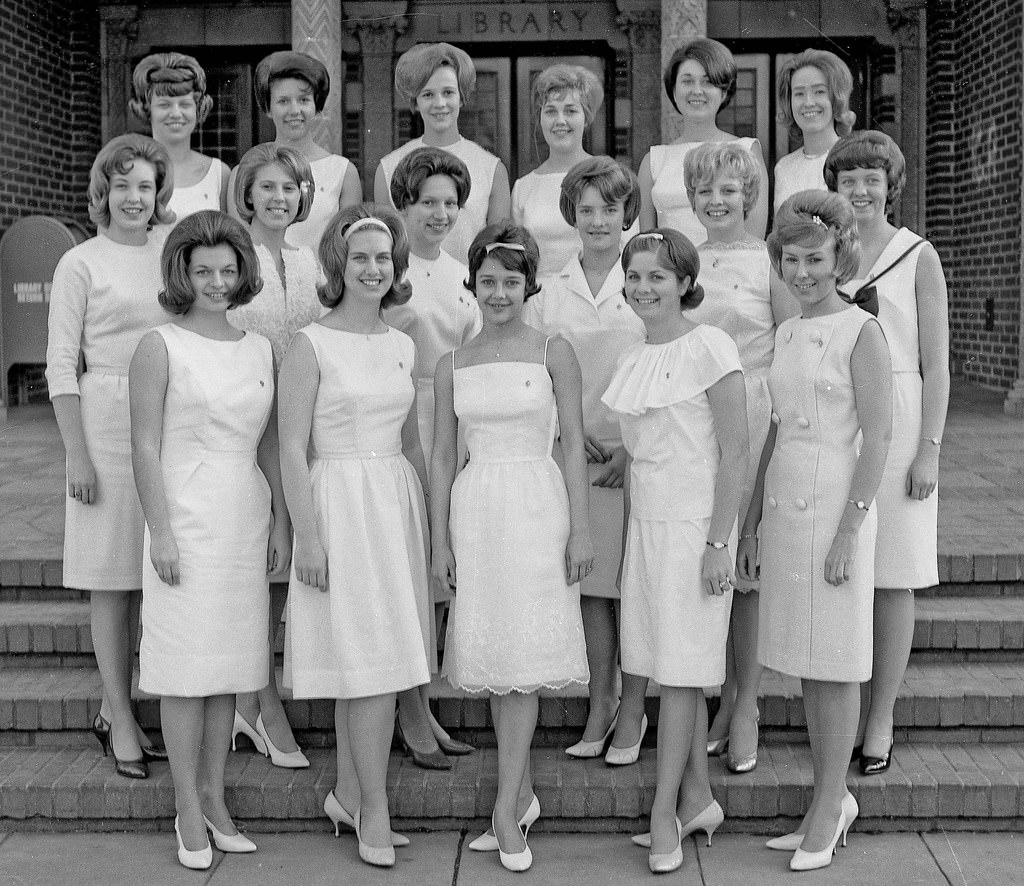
[161,695,207,850]
[396,686,444,754]
[236,583,300,752]
[800,679,859,852]
[492,691,539,853]
[92,591,143,761]
[863,588,914,757]
[197,694,236,832]
[650,687,699,853]
[610,673,649,749]
[728,591,763,762]
[347,693,397,850]
[578,596,619,741]
[332,698,361,812]
[677,687,715,822]
[707,627,736,744]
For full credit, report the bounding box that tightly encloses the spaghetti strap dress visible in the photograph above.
[443,341,589,694]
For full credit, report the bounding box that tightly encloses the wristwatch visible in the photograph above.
[847,499,869,511]
[706,540,728,550]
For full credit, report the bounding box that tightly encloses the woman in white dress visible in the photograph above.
[431,222,592,872]
[739,192,891,871]
[131,211,288,870]
[511,64,606,277]
[773,50,856,213]
[385,147,481,768]
[639,38,768,245]
[684,142,799,772]
[825,132,950,776]
[281,206,431,870]
[129,53,230,219]
[375,43,511,264]
[230,51,361,252]
[522,157,649,764]
[226,143,325,769]
[604,229,748,873]
[45,134,174,780]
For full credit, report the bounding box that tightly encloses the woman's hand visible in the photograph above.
[432,544,457,594]
[736,536,759,584]
[906,447,939,500]
[584,435,610,464]
[294,536,328,592]
[267,519,292,579]
[824,530,857,586]
[565,530,595,585]
[592,446,627,488]
[702,545,735,596]
[149,530,180,586]
[67,449,97,505]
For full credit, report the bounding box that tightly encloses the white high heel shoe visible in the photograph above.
[789,803,851,871]
[468,794,540,852]
[632,798,724,848]
[354,807,396,869]
[323,790,409,846]
[203,815,257,853]
[254,713,309,769]
[565,707,619,758]
[174,815,212,870]
[765,792,858,851]
[231,710,267,755]
[494,813,533,872]
[648,816,683,874]
[605,714,648,766]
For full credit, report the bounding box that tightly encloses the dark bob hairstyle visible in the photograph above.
[390,146,472,211]
[254,51,331,114]
[317,204,412,310]
[559,155,642,230]
[159,210,263,314]
[465,221,542,301]
[621,227,705,310]
[663,38,738,115]
[823,130,907,210]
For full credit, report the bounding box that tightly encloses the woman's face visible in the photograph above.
[268,77,317,142]
[249,162,301,230]
[149,93,197,145]
[790,65,834,136]
[540,89,587,153]
[624,249,689,326]
[575,184,625,253]
[693,173,747,238]
[834,166,889,224]
[342,229,395,306]
[188,244,239,314]
[674,59,724,123]
[415,66,461,138]
[402,174,460,251]
[779,238,840,308]
[474,255,526,326]
[106,159,157,237]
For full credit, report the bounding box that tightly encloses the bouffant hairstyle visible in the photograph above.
[88,134,175,229]
[532,64,604,126]
[254,51,330,114]
[158,210,262,314]
[394,43,476,107]
[776,49,856,137]
[233,144,315,225]
[317,204,412,310]
[684,142,761,216]
[128,52,214,123]
[663,38,738,114]
[767,190,861,286]
[465,221,542,300]
[559,156,641,230]
[390,147,472,211]
[823,130,906,209]
[621,228,705,310]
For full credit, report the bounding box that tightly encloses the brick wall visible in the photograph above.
[926,0,1023,390]
[0,0,102,236]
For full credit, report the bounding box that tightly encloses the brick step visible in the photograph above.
[5,597,1023,664]
[0,743,1021,828]
[3,662,1024,746]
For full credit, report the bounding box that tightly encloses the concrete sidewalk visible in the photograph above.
[0,829,1019,886]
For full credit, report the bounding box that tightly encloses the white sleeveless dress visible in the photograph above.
[443,344,589,694]
[167,157,224,220]
[287,154,351,253]
[139,324,274,696]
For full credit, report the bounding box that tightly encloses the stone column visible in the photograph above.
[99,5,139,143]
[292,0,344,153]
[343,2,409,196]
[615,2,661,166]
[660,0,706,142]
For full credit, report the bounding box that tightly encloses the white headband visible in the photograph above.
[484,242,526,254]
[344,217,393,241]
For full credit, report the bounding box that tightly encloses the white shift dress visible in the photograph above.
[286,154,352,253]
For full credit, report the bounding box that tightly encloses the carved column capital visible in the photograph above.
[615,7,660,52]
[99,6,139,143]
[343,2,409,55]
[885,0,928,41]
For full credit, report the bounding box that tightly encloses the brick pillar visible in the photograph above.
[343,2,409,197]
[659,0,706,142]
[292,0,343,153]
[99,5,139,143]
[615,2,661,168]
